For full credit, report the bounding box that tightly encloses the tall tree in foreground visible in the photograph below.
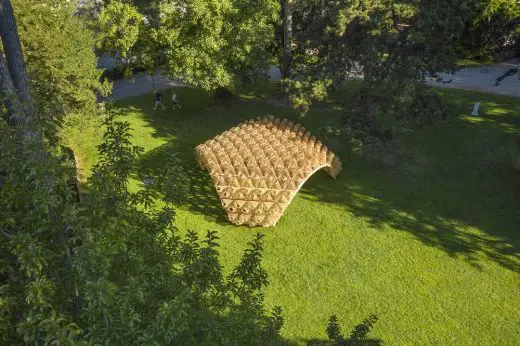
[0,50,22,124]
[1,2,284,344]
[280,0,293,81]
[0,0,36,128]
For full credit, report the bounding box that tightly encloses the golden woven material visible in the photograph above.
[195,116,342,227]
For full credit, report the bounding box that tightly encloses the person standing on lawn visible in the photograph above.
[172,89,181,110]
[153,90,165,110]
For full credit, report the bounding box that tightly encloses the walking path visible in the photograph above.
[104,71,184,101]
[426,60,520,97]
[106,62,520,101]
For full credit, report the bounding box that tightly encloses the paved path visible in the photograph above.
[426,62,520,97]
[104,71,184,101]
[268,63,520,97]
[106,63,520,101]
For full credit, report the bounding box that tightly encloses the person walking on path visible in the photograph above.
[171,89,181,110]
[153,90,165,110]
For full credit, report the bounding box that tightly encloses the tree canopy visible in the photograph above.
[1,1,286,343]
[282,0,477,148]
[0,111,285,344]
[95,0,279,91]
[9,0,110,141]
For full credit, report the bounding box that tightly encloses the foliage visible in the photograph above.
[0,112,284,344]
[0,120,79,343]
[326,314,379,345]
[459,0,520,83]
[95,0,279,91]
[9,0,111,142]
[286,0,473,148]
[460,0,520,60]
[284,78,331,114]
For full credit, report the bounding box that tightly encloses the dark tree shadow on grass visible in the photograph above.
[301,114,520,273]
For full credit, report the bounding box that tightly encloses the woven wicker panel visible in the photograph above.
[195,116,342,227]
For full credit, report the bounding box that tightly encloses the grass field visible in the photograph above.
[63,82,520,344]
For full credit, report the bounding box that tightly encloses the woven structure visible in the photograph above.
[195,116,342,227]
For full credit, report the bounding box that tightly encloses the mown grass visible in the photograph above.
[457,58,494,68]
[63,82,520,344]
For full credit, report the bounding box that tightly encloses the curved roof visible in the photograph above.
[195,116,342,227]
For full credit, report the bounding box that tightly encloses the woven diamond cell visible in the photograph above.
[195,116,342,227]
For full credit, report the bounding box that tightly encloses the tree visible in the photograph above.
[0,51,22,125]
[460,0,520,61]
[1,2,285,343]
[281,0,293,81]
[475,1,520,84]
[10,0,110,141]
[284,0,474,148]
[95,0,279,92]
[97,1,143,59]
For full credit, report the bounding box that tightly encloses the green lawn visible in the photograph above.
[457,58,494,68]
[63,83,520,344]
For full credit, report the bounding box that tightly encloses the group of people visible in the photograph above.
[153,89,181,110]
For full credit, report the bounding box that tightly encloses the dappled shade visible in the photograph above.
[195,116,342,227]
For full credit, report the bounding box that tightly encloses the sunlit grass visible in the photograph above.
[457,58,493,68]
[64,82,520,344]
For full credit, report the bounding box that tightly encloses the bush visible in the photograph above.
[100,64,150,83]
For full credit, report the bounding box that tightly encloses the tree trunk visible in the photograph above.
[0,0,36,123]
[281,0,292,81]
[0,53,23,125]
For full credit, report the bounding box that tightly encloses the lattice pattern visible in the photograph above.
[195,116,342,227]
